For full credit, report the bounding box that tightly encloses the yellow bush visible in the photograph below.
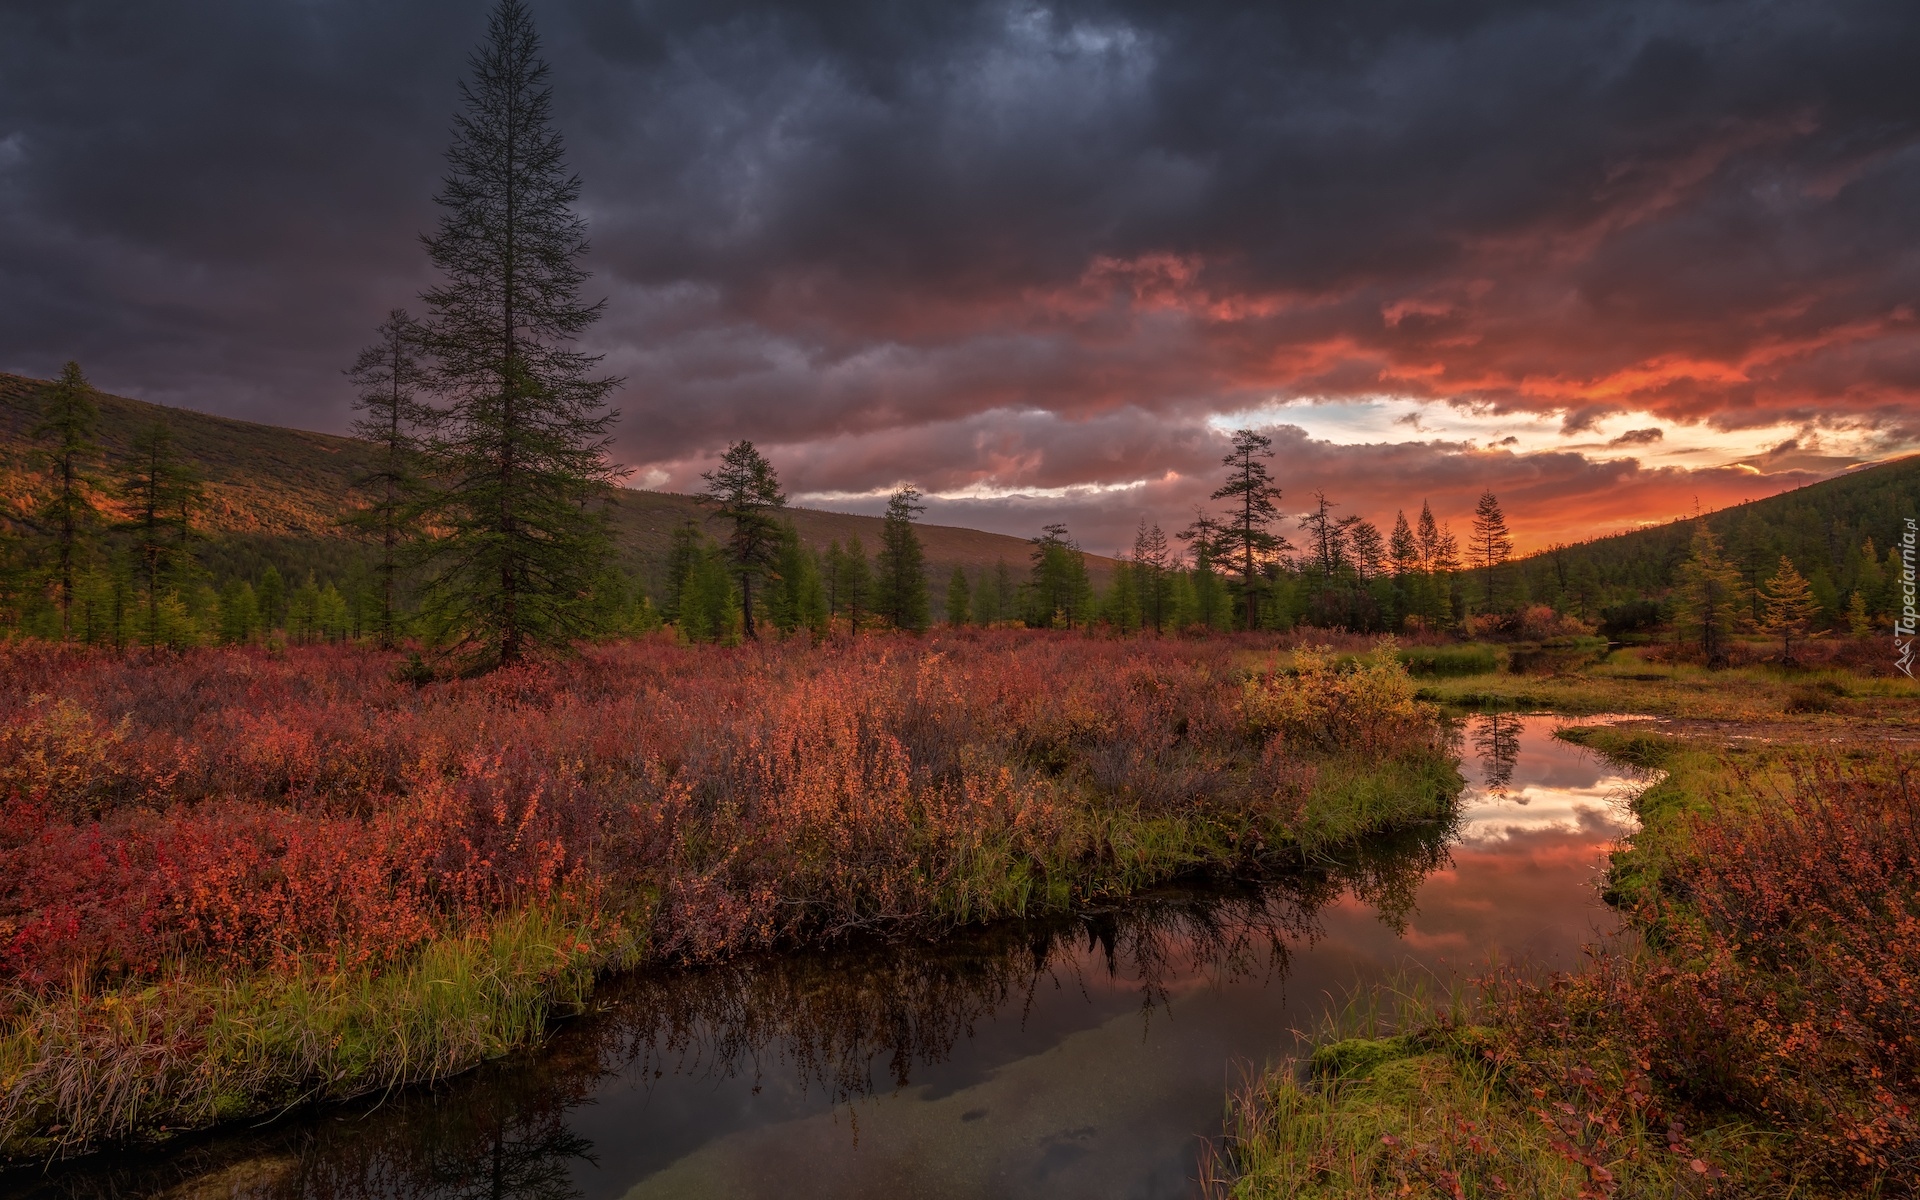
[1244,639,1431,756]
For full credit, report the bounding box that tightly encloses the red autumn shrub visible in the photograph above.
[0,633,1444,997]
[1491,756,1920,1192]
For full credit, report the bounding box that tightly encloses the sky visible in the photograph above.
[3,0,1918,556]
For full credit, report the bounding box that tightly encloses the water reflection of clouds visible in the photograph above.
[1459,786,1636,842]
[1455,714,1647,843]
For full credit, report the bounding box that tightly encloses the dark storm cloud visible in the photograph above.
[3,0,1916,545]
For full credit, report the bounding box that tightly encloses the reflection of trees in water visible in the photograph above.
[613,885,1318,1106]
[1469,712,1522,795]
[20,820,1457,1200]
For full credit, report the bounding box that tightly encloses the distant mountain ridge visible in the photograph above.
[0,371,1115,591]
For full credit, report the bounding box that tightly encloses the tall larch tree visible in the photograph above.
[700,440,786,639]
[874,486,931,631]
[345,309,434,648]
[31,361,103,640]
[119,422,203,646]
[945,566,972,627]
[1178,510,1228,630]
[1132,520,1173,633]
[1299,491,1344,577]
[1026,523,1089,628]
[1761,555,1821,664]
[1469,491,1514,611]
[1388,511,1419,578]
[1675,522,1744,668]
[837,536,872,631]
[417,0,622,670]
[1210,429,1287,630]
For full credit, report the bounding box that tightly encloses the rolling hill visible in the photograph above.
[0,372,1115,596]
[1512,452,1918,616]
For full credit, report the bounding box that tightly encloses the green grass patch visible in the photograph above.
[1217,981,1798,1199]
[1396,643,1500,677]
[0,905,647,1160]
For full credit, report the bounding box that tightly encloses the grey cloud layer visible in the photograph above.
[3,0,1915,542]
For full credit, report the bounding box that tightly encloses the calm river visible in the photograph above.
[11,714,1644,1200]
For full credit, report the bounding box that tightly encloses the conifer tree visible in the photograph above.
[837,536,872,631]
[1296,491,1353,623]
[823,540,846,619]
[1761,555,1821,664]
[1415,501,1444,569]
[1429,518,1463,625]
[345,309,434,648]
[217,579,258,645]
[119,422,203,647]
[1846,590,1870,638]
[946,565,971,626]
[1389,510,1419,628]
[1178,510,1229,630]
[1470,490,1514,612]
[1104,559,1142,632]
[1191,541,1226,630]
[1299,492,1344,579]
[993,560,1016,625]
[1389,511,1419,578]
[1675,522,1744,668]
[1851,540,1884,616]
[1132,520,1174,633]
[1210,429,1288,630]
[1026,523,1092,628]
[662,519,702,622]
[700,441,785,638]
[416,0,622,669]
[974,560,1012,626]
[1344,517,1385,581]
[31,361,103,641]
[966,567,988,625]
[256,564,287,633]
[679,549,740,644]
[765,524,828,637]
[874,486,931,631]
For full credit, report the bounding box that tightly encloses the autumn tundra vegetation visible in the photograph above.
[1,0,1917,1194]
[0,633,1460,1157]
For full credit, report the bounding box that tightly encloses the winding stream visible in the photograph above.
[9,714,1646,1200]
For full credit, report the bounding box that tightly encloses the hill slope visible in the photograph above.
[0,372,1111,594]
[1514,453,1918,615]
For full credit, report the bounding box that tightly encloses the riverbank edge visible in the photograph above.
[0,745,1463,1169]
[1212,712,1900,1199]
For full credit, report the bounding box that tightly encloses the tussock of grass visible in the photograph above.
[1298,756,1462,853]
[0,906,643,1160]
